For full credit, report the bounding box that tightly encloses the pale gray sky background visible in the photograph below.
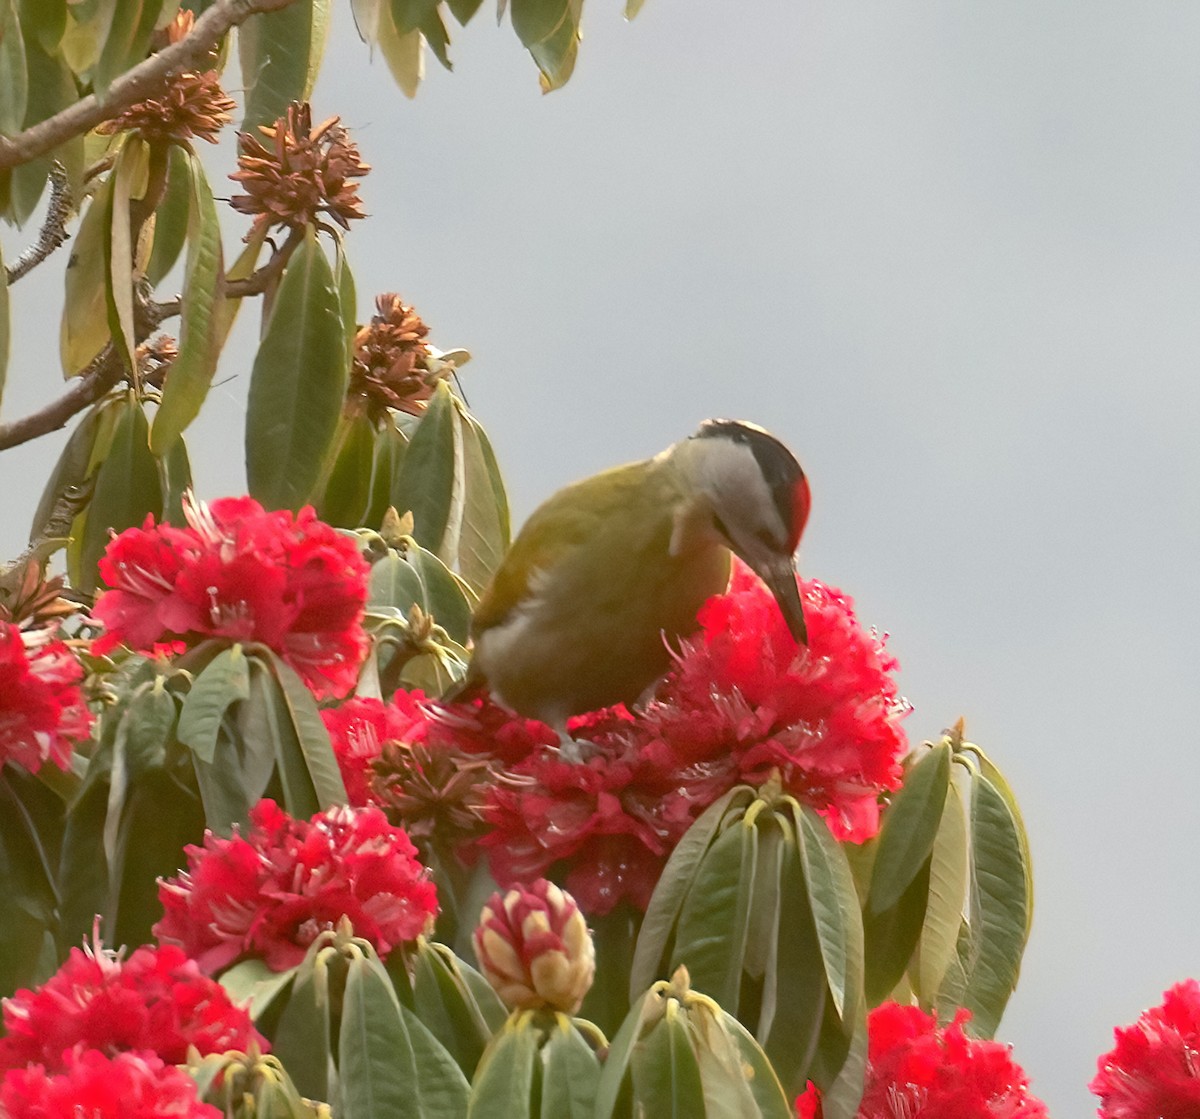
[4,3,1200,1113]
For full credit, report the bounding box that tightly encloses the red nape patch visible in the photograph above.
[788,472,812,551]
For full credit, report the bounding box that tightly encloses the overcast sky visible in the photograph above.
[4,2,1200,1112]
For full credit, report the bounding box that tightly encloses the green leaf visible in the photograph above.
[539,1018,602,1118]
[393,380,457,554]
[241,655,319,820]
[264,650,347,808]
[213,226,268,346]
[866,743,950,915]
[0,0,28,136]
[446,0,483,24]
[177,646,251,764]
[456,411,511,592]
[272,961,333,1102]
[795,805,863,1027]
[410,940,497,1077]
[813,1004,867,1119]
[761,841,827,1096]
[631,1011,706,1116]
[594,991,657,1119]
[862,858,930,1006]
[509,0,580,92]
[631,786,752,997]
[335,242,357,365]
[967,745,1035,939]
[239,0,331,130]
[76,394,162,593]
[349,0,382,42]
[719,1009,794,1119]
[9,42,84,227]
[151,152,225,454]
[403,540,472,643]
[30,403,104,543]
[670,816,756,1013]
[316,411,377,528]
[61,171,114,375]
[17,0,67,54]
[246,226,348,511]
[342,954,470,1119]
[158,432,192,525]
[145,147,192,286]
[912,780,969,1006]
[960,771,1030,1038]
[93,0,157,96]
[466,1018,538,1119]
[106,135,148,379]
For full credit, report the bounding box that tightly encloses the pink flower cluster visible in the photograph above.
[796,1002,1047,1119]
[0,940,259,1119]
[1092,979,1200,1118]
[156,800,438,973]
[0,622,92,773]
[93,494,369,698]
[323,561,908,915]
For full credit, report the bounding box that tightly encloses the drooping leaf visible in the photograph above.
[240,655,319,820]
[795,804,863,1028]
[911,779,969,1007]
[17,0,67,54]
[466,1019,538,1119]
[239,0,331,130]
[271,960,333,1102]
[74,394,162,593]
[959,771,1030,1038]
[145,145,193,287]
[176,645,251,764]
[392,379,457,554]
[106,135,149,379]
[93,0,158,96]
[509,0,580,92]
[0,0,28,137]
[456,410,510,592]
[669,816,756,1013]
[630,1011,706,1115]
[151,151,225,454]
[408,939,500,1077]
[538,1018,602,1119]
[349,0,382,42]
[246,226,349,511]
[862,858,930,1007]
[61,171,114,375]
[264,649,347,808]
[374,3,423,98]
[30,402,107,545]
[158,431,192,525]
[446,0,483,24]
[865,742,950,916]
[212,224,268,347]
[316,411,377,528]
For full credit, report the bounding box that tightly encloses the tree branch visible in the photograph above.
[0,0,300,172]
[6,163,72,284]
[0,348,124,451]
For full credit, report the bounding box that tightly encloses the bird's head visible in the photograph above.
[668,419,811,644]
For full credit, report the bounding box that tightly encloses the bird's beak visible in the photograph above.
[754,555,807,645]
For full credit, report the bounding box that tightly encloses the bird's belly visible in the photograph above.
[473,546,730,724]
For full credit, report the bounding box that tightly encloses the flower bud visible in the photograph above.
[473,880,595,1014]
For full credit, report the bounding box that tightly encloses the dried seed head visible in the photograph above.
[97,13,235,145]
[349,294,454,421]
[229,102,369,236]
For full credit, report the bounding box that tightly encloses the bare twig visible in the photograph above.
[0,0,300,172]
[6,163,73,284]
[0,347,124,451]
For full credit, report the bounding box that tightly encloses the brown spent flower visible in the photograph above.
[137,334,179,389]
[350,294,452,420]
[96,11,235,145]
[0,560,78,630]
[229,102,369,235]
[372,737,497,845]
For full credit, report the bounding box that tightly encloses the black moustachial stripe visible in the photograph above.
[693,419,807,539]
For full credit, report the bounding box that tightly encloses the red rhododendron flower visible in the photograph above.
[92,494,369,698]
[1,1047,220,1119]
[0,623,92,773]
[796,1002,1047,1118]
[629,561,908,842]
[1091,979,1200,1118]
[156,800,438,973]
[0,939,265,1072]
[321,692,429,805]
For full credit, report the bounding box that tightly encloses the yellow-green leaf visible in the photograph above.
[106,136,149,379]
[375,1,423,98]
[913,779,969,1005]
[239,0,331,130]
[509,0,580,92]
[151,151,225,454]
[0,0,28,136]
[61,173,114,375]
[94,0,156,97]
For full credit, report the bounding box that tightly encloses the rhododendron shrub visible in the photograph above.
[1091,979,1200,1118]
[796,1002,1048,1119]
[0,1048,220,1119]
[93,494,370,698]
[0,940,265,1070]
[155,800,438,973]
[0,623,92,773]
